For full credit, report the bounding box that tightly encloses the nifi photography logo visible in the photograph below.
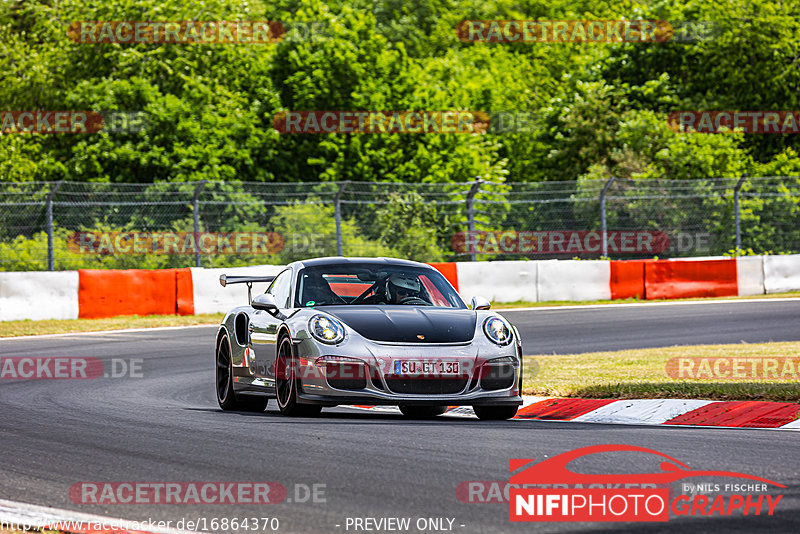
[507,445,785,522]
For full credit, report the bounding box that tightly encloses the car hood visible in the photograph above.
[321,306,476,343]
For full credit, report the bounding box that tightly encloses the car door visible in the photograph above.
[250,268,293,383]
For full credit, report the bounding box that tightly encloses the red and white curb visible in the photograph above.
[0,499,198,534]
[350,396,800,430]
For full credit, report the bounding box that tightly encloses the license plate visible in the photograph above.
[393,360,460,375]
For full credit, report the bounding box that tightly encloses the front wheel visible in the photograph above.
[275,336,322,417]
[473,405,518,420]
[399,405,448,418]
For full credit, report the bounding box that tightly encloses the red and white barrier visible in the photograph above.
[0,255,795,321]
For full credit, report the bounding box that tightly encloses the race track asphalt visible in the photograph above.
[502,299,800,354]
[1,300,798,533]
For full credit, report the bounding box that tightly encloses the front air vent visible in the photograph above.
[325,361,367,391]
[479,363,516,390]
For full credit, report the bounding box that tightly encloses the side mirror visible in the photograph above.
[252,293,279,312]
[470,296,491,310]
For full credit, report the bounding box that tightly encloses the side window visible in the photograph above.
[268,270,293,309]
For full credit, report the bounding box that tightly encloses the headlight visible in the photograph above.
[483,316,512,346]
[309,314,346,345]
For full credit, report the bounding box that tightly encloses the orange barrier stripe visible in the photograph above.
[78,268,194,318]
[428,262,459,292]
[176,268,194,315]
[610,259,649,299]
[645,259,737,299]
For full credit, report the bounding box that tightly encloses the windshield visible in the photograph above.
[294,264,466,308]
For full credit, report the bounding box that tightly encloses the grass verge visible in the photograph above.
[492,291,800,309]
[523,342,800,403]
[0,314,224,338]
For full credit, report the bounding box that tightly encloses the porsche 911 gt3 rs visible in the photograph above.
[215,257,523,420]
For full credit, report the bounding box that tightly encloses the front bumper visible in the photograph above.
[292,335,522,406]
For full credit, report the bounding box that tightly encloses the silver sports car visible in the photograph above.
[215,257,523,420]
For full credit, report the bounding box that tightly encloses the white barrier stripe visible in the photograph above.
[191,265,282,315]
[736,256,765,296]
[455,260,537,303]
[764,254,800,294]
[536,260,611,302]
[0,271,79,321]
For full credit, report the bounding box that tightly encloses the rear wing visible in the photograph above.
[219,274,275,304]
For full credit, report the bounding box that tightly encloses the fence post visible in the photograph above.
[334,181,349,256]
[600,176,616,258]
[192,180,207,268]
[46,181,63,271]
[734,173,748,253]
[466,179,483,262]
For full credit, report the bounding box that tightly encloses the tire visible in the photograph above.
[473,405,519,420]
[275,336,322,417]
[398,405,448,418]
[216,333,268,412]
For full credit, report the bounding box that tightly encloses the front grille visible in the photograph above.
[479,363,516,390]
[385,376,468,395]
